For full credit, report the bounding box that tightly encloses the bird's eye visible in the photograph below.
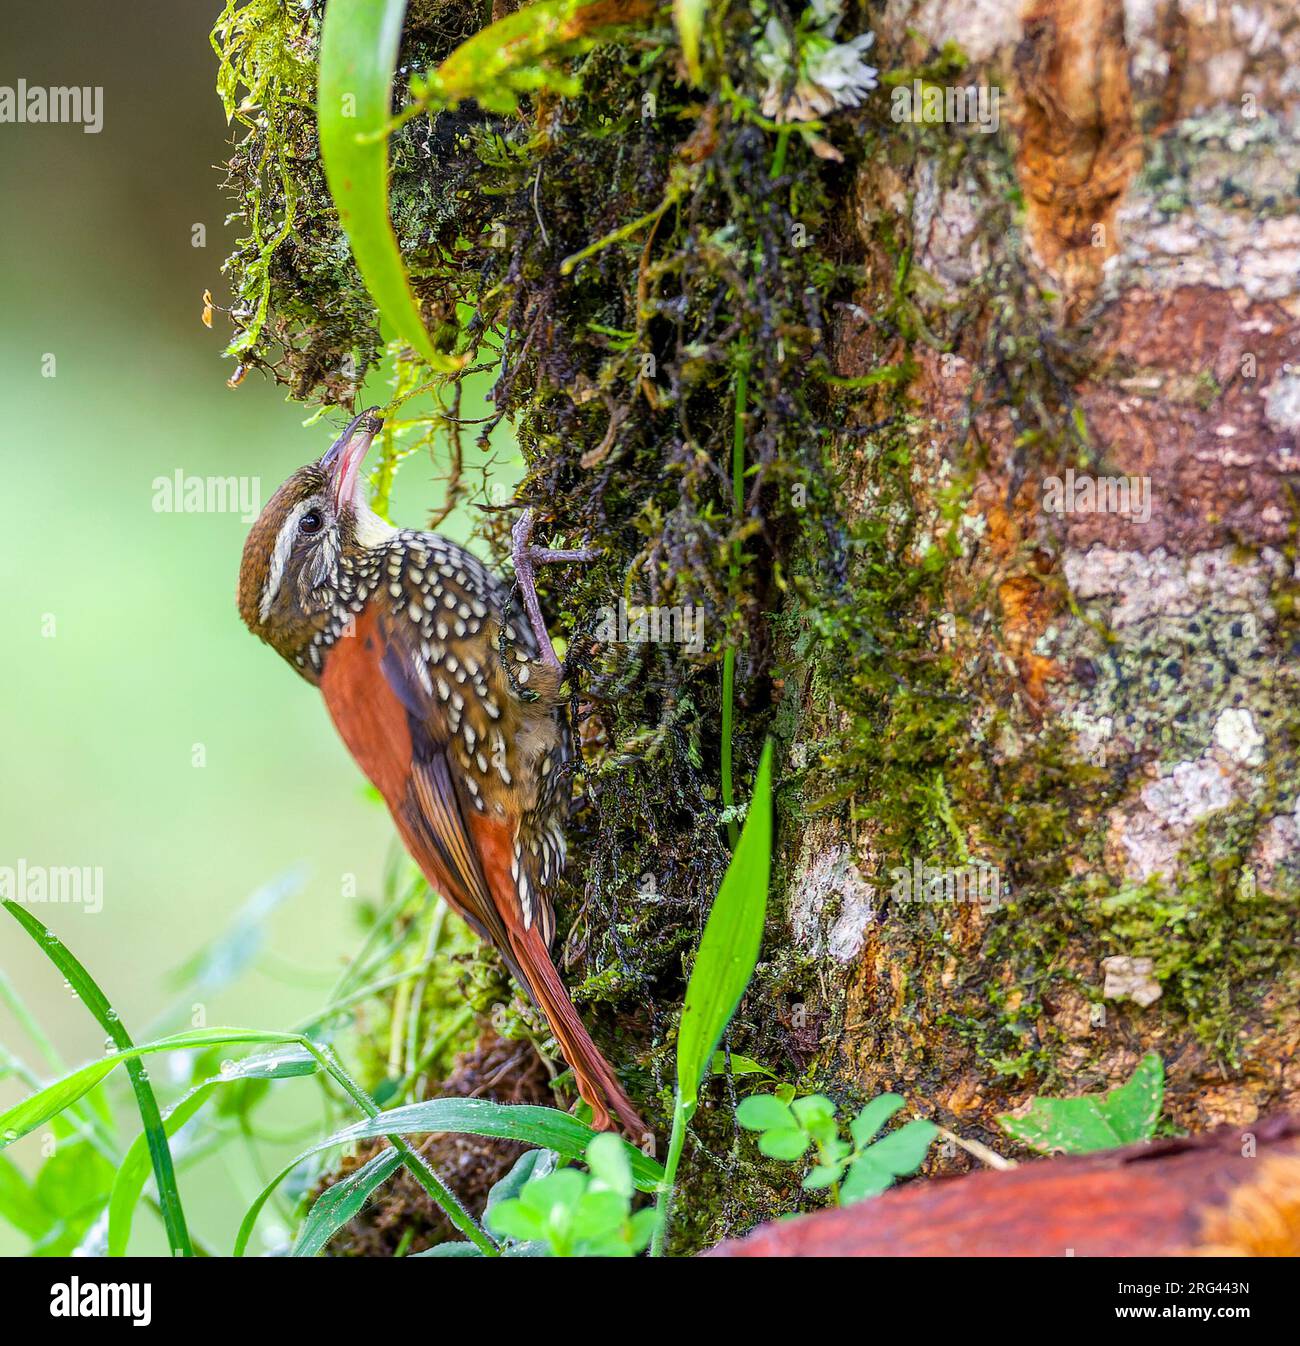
[298,509,324,536]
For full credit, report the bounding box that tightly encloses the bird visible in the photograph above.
[236,408,647,1139]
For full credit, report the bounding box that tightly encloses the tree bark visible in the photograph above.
[785,0,1300,1210]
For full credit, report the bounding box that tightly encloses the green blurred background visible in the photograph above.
[0,1,506,1252]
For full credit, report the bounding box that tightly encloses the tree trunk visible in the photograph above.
[777,0,1300,1236]
[217,0,1299,1253]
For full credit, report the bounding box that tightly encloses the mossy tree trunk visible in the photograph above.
[777,0,1300,1222]
[216,0,1298,1253]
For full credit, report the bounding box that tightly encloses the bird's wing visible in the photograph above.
[319,599,511,954]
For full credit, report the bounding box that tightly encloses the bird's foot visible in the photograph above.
[510,507,601,675]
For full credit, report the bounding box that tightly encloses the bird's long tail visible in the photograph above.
[506,924,648,1142]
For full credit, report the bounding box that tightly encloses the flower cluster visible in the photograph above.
[756,0,878,122]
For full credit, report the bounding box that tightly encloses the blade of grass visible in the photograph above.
[651,739,773,1255]
[676,739,773,1110]
[0,1027,306,1144]
[318,0,459,372]
[291,1146,403,1257]
[674,0,705,86]
[304,1042,501,1257]
[234,1097,664,1255]
[414,0,657,116]
[0,984,115,1150]
[107,1045,317,1257]
[719,349,750,849]
[3,901,193,1257]
[0,1019,501,1259]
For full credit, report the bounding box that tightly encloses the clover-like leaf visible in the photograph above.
[820,1135,853,1165]
[569,1189,630,1242]
[801,1162,847,1191]
[627,1206,657,1253]
[517,1167,587,1218]
[736,1094,796,1133]
[840,1119,938,1204]
[791,1094,837,1127]
[757,1127,812,1161]
[585,1132,633,1198]
[865,1119,939,1174]
[849,1093,906,1149]
[840,1154,894,1203]
[486,1198,548,1244]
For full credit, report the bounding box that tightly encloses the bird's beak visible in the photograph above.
[320,408,383,513]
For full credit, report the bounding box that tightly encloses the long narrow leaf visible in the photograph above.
[2,902,192,1256]
[676,740,773,1113]
[673,0,705,86]
[107,1046,317,1256]
[291,1147,403,1257]
[234,1097,663,1255]
[0,1027,303,1145]
[419,0,657,115]
[318,0,457,371]
[0,1153,50,1241]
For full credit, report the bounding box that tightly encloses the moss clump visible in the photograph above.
[214,0,885,1247]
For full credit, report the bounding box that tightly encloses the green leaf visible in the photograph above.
[32,1141,115,1255]
[0,1028,305,1146]
[0,1154,51,1241]
[841,1120,938,1204]
[109,1046,317,1256]
[998,1054,1164,1155]
[626,1205,657,1254]
[819,1135,852,1164]
[518,1167,587,1216]
[757,1128,811,1162]
[791,1094,837,1127]
[488,1134,645,1258]
[801,1162,846,1191]
[585,1132,633,1198]
[318,0,458,372]
[485,1148,556,1215]
[0,1058,118,1145]
[866,1119,939,1174]
[34,1141,113,1220]
[2,902,192,1257]
[292,1146,403,1257]
[840,1154,894,1203]
[676,740,773,1114]
[234,1098,662,1255]
[107,1090,206,1257]
[568,1189,627,1241]
[674,0,705,86]
[709,1050,774,1078]
[414,1240,485,1257]
[849,1093,906,1148]
[417,0,651,115]
[486,1199,548,1245]
[735,1093,795,1133]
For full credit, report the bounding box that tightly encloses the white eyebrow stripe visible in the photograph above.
[259,498,314,623]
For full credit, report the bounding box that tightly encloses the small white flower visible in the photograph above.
[756,1,878,122]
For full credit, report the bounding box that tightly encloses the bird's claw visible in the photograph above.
[510,508,601,675]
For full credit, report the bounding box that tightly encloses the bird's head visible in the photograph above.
[237,408,393,679]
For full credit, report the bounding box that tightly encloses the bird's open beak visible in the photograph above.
[320,408,383,513]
